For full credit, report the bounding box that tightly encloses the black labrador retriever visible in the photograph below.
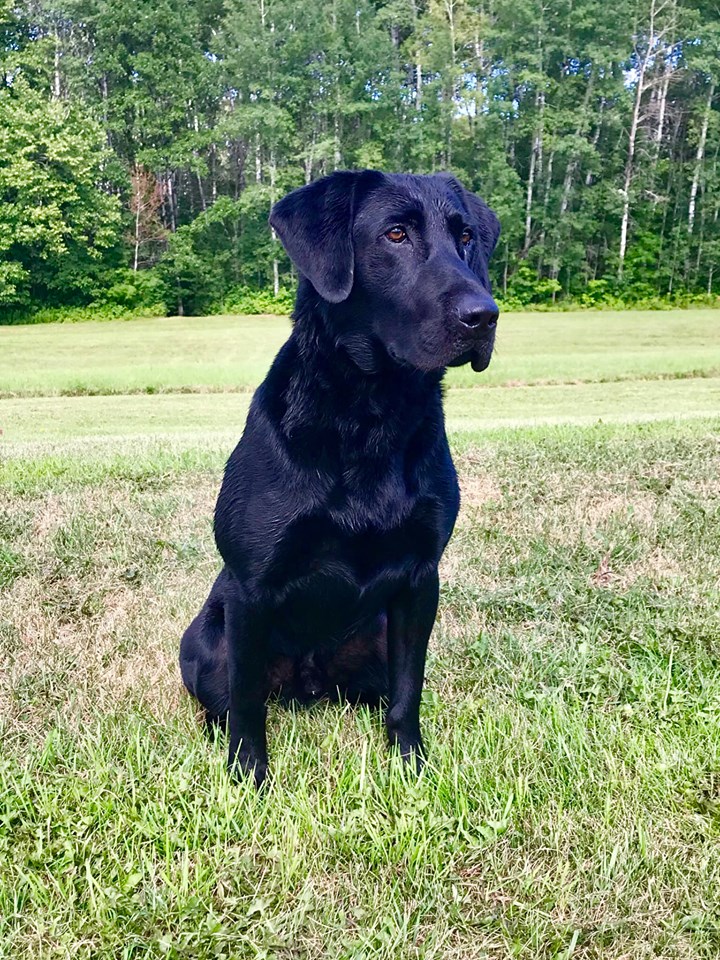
[180,170,500,786]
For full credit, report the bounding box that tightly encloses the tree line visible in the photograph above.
[1,0,718,320]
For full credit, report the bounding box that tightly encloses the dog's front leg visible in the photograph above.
[385,571,440,770]
[226,597,270,787]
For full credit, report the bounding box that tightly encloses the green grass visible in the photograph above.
[1,309,718,398]
[1,309,719,443]
[2,378,720,443]
[1,312,720,957]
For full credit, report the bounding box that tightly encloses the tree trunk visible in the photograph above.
[655,58,670,147]
[410,0,422,115]
[666,175,685,294]
[211,143,217,203]
[166,173,177,232]
[473,30,485,131]
[524,91,544,254]
[560,75,595,217]
[707,144,720,293]
[688,80,715,235]
[53,26,61,99]
[524,133,539,251]
[133,197,141,272]
[619,0,665,278]
[550,77,598,285]
[101,74,108,126]
[537,150,554,274]
[270,150,280,296]
[618,71,645,278]
[585,107,604,186]
[196,171,207,211]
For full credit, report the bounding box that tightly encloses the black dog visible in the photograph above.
[180,170,500,786]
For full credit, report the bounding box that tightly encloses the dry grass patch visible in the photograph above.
[1,480,222,748]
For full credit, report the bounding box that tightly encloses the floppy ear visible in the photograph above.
[464,192,501,263]
[270,171,379,304]
[436,172,501,280]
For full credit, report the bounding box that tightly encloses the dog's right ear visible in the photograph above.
[270,171,381,304]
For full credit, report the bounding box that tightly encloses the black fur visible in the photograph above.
[180,170,500,786]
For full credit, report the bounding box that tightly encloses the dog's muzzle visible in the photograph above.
[450,291,498,371]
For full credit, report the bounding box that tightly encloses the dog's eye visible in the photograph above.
[461,228,473,245]
[385,226,407,243]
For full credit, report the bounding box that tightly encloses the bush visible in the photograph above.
[0,271,166,325]
[504,263,562,306]
[0,305,139,325]
[156,228,224,316]
[155,194,285,315]
[95,268,167,314]
[219,285,294,315]
[495,291,720,313]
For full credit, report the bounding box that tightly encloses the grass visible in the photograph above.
[1,309,719,443]
[1,311,720,957]
[3,378,720,442]
[0,309,719,398]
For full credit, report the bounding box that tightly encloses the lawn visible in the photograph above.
[1,309,719,399]
[1,309,720,443]
[1,311,719,958]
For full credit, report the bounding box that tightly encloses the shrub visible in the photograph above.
[95,268,167,314]
[219,285,294,315]
[504,263,562,306]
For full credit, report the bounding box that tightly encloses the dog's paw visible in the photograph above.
[227,751,268,789]
[388,732,426,773]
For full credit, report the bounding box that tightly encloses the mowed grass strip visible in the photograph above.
[1,419,720,958]
[1,309,719,398]
[3,377,720,443]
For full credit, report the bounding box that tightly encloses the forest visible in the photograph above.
[1,0,718,320]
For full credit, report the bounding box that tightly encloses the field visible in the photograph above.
[1,310,719,958]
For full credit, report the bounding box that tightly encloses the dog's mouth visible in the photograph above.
[385,333,495,374]
[471,349,491,372]
[447,343,493,372]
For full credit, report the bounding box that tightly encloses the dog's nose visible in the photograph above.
[456,293,499,330]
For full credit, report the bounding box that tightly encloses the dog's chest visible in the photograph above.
[266,492,448,637]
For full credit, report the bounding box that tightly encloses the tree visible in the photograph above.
[129,165,166,271]
[2,0,720,318]
[0,73,122,309]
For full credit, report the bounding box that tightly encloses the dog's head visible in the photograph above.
[270,170,500,373]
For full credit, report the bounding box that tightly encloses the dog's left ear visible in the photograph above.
[270,170,382,304]
[437,173,501,281]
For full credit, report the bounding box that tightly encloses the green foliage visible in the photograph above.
[0,74,123,314]
[156,195,284,315]
[1,0,720,318]
[157,227,222,317]
[0,303,161,326]
[95,268,166,313]
[504,263,562,307]
[0,268,165,324]
[220,285,294,316]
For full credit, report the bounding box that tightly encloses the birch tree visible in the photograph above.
[618,0,672,279]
